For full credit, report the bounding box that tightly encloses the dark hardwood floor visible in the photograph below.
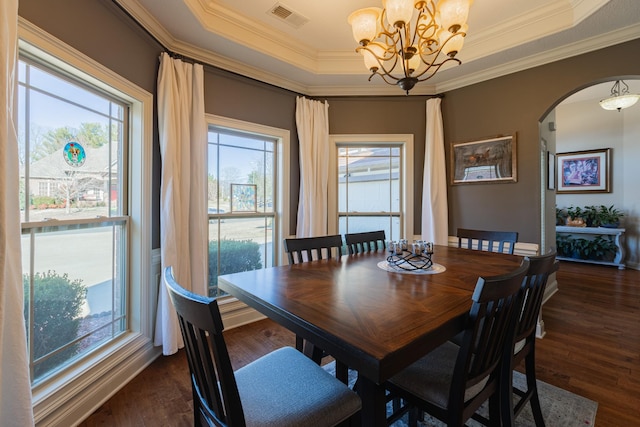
[78,261,640,427]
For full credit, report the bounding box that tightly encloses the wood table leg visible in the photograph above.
[356,374,388,427]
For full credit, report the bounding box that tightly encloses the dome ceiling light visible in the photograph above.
[599,80,640,112]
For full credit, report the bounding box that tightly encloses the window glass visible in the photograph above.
[19,58,128,384]
[207,127,277,296]
[337,144,401,239]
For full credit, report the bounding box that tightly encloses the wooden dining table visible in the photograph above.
[218,244,523,426]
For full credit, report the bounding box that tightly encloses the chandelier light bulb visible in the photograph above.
[383,0,415,27]
[438,0,474,33]
[348,8,381,45]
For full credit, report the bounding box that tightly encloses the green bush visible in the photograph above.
[23,271,87,379]
[31,195,57,208]
[208,239,262,296]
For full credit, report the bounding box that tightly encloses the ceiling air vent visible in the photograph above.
[268,3,309,29]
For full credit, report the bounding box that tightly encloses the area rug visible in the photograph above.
[323,362,598,426]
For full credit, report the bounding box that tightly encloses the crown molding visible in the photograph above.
[435,22,640,93]
[127,0,612,78]
[460,0,609,63]
[114,0,637,97]
[115,0,179,49]
[183,0,321,73]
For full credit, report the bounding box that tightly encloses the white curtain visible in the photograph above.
[295,97,330,237]
[154,53,207,355]
[0,0,35,425]
[421,98,449,245]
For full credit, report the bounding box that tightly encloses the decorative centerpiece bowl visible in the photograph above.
[386,240,435,271]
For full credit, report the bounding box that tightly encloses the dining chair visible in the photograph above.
[385,259,530,427]
[283,234,349,383]
[163,267,361,427]
[499,250,559,427]
[344,230,386,255]
[283,234,343,265]
[457,228,519,254]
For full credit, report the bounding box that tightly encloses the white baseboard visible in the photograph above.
[220,299,265,330]
[34,336,160,426]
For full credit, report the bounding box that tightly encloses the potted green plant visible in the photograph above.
[596,205,623,228]
[556,234,576,258]
[565,206,586,227]
[582,205,600,227]
[556,207,567,226]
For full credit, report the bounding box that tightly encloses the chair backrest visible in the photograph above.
[283,235,343,264]
[515,250,559,346]
[344,230,387,255]
[457,228,519,254]
[449,259,530,419]
[164,267,245,427]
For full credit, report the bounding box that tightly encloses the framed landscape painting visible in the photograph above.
[556,148,610,193]
[451,134,517,184]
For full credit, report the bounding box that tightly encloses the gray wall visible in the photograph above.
[19,0,640,247]
[442,39,640,243]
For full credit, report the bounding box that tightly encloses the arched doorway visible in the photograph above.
[540,78,640,269]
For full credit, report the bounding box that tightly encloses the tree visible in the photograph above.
[207,174,218,202]
[247,156,273,208]
[220,166,241,201]
[31,123,109,161]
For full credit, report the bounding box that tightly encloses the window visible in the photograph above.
[17,25,152,421]
[329,135,414,240]
[206,116,289,296]
[18,56,128,384]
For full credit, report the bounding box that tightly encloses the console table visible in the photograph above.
[556,226,625,269]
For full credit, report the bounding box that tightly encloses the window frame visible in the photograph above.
[205,114,290,274]
[19,20,154,425]
[328,134,414,239]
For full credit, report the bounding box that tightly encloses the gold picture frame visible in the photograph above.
[451,134,517,184]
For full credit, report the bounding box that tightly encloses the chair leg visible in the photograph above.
[336,360,349,384]
[488,392,501,427]
[500,362,515,427]
[303,341,325,364]
[525,352,546,427]
[295,335,304,352]
[408,407,420,427]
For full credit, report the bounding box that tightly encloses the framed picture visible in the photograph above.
[451,134,517,184]
[556,148,610,193]
[231,184,257,212]
[547,152,556,190]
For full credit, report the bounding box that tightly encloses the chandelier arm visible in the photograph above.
[376,72,402,85]
[357,45,401,80]
[417,28,467,62]
[377,8,400,45]
[397,26,410,78]
[414,58,461,82]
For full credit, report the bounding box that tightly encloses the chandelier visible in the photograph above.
[599,80,640,111]
[348,0,473,94]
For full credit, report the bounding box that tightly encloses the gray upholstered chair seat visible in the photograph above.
[388,341,489,410]
[235,347,361,427]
